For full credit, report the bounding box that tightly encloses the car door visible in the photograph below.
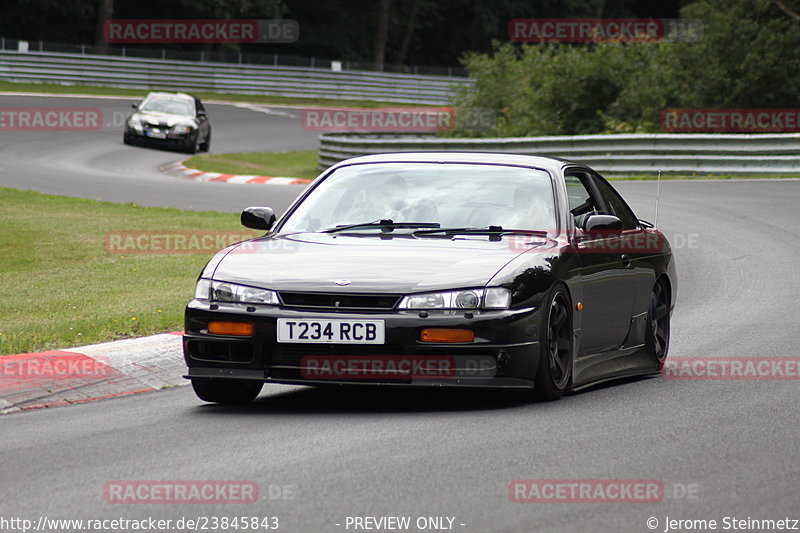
[586,170,655,328]
[565,170,637,354]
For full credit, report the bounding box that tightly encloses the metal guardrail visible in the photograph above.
[0,51,472,104]
[0,36,468,77]
[318,132,800,174]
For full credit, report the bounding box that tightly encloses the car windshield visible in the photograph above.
[278,162,556,234]
[139,97,194,116]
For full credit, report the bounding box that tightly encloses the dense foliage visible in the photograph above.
[450,0,800,135]
[1,0,682,68]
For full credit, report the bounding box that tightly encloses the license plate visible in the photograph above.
[277,319,385,344]
[146,131,166,139]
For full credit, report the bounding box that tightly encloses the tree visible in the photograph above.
[93,0,114,54]
[448,0,800,136]
[372,0,391,69]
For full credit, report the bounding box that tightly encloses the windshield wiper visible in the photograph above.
[322,219,441,233]
[413,225,548,236]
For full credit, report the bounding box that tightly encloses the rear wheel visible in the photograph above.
[534,285,573,401]
[647,279,671,369]
[191,378,263,404]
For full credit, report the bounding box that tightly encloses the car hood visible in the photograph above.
[210,232,551,294]
[131,110,196,127]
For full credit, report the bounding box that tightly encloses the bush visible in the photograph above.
[448,0,800,137]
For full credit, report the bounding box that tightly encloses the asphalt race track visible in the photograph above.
[0,95,316,212]
[2,95,799,532]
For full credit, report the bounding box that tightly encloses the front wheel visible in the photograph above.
[534,285,573,401]
[199,132,211,152]
[183,133,200,154]
[647,279,671,370]
[191,378,263,404]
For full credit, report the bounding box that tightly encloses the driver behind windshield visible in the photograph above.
[344,174,410,222]
[497,181,554,230]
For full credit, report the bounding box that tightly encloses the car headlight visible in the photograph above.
[171,125,192,134]
[127,116,142,130]
[194,279,279,305]
[398,287,511,310]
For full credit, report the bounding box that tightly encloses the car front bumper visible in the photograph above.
[183,300,543,390]
[126,127,194,147]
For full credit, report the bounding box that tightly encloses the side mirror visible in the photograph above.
[131,103,138,109]
[241,207,276,231]
[583,214,622,232]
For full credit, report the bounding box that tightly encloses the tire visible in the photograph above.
[200,132,211,152]
[123,132,134,145]
[191,378,263,404]
[534,285,573,401]
[647,278,671,370]
[184,133,199,154]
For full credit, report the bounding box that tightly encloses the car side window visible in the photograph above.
[564,173,598,228]
[588,172,639,230]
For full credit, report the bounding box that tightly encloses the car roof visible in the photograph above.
[327,152,577,175]
[144,92,196,101]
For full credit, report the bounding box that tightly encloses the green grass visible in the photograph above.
[0,80,431,108]
[0,188,259,356]
[185,150,320,179]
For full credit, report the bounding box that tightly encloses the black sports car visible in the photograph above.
[123,92,211,153]
[183,153,676,404]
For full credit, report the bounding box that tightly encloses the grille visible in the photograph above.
[278,292,401,311]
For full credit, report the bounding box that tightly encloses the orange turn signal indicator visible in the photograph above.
[420,328,475,343]
[208,321,254,336]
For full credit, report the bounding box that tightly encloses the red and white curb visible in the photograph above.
[0,332,186,414]
[162,161,312,185]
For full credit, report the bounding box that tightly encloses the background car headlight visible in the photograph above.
[127,116,142,131]
[171,125,192,134]
[194,279,279,305]
[398,288,511,310]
